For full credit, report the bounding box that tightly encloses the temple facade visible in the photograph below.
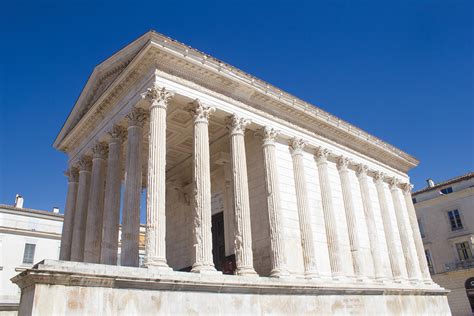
[13,31,450,315]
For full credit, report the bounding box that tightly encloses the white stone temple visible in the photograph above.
[13,30,451,315]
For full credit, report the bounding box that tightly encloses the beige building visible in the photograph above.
[12,30,450,315]
[414,172,474,316]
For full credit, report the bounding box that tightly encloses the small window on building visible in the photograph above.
[22,243,36,264]
[448,209,463,231]
[440,187,453,195]
[412,197,417,204]
[456,241,473,261]
[425,249,435,274]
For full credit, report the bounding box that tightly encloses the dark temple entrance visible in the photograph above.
[211,212,225,271]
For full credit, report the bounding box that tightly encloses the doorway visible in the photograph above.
[212,212,226,271]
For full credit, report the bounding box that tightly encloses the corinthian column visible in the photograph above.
[356,165,386,280]
[257,126,289,277]
[336,156,363,278]
[84,142,108,263]
[186,100,216,272]
[101,126,126,265]
[374,172,407,281]
[226,114,257,276]
[289,138,318,278]
[70,156,92,262]
[401,183,432,284]
[315,147,344,277]
[389,178,421,281]
[143,86,173,268]
[121,108,147,267]
[59,166,79,261]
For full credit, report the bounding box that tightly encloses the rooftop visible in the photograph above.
[412,172,474,195]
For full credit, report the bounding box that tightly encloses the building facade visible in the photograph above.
[414,172,474,316]
[0,203,62,313]
[13,31,450,315]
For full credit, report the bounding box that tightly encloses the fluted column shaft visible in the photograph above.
[227,115,257,276]
[315,148,344,277]
[84,143,108,263]
[70,156,92,262]
[374,172,407,280]
[101,126,126,265]
[290,138,318,278]
[337,157,363,278]
[187,100,216,272]
[402,184,432,283]
[59,167,79,261]
[259,127,288,277]
[356,165,386,280]
[121,108,147,267]
[389,179,421,281]
[144,87,173,268]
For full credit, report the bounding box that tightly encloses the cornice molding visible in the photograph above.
[54,30,419,173]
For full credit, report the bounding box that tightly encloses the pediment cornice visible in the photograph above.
[54,31,418,173]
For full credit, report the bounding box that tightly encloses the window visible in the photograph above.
[448,209,463,231]
[412,197,417,204]
[418,219,426,238]
[22,243,36,264]
[440,187,453,195]
[425,249,435,274]
[456,241,473,261]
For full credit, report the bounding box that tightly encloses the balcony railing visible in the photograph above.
[444,258,474,272]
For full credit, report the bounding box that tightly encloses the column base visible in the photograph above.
[269,268,290,278]
[304,271,320,280]
[191,264,221,275]
[236,267,258,277]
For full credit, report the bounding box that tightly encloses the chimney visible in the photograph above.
[14,194,24,208]
[53,207,60,214]
[426,179,435,188]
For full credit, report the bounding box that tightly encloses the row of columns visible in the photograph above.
[59,84,432,283]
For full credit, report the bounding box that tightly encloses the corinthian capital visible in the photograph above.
[108,125,127,143]
[186,99,215,123]
[336,156,352,171]
[289,137,306,155]
[126,108,148,127]
[373,171,386,184]
[77,156,92,171]
[142,85,174,109]
[256,126,279,145]
[388,177,401,190]
[401,183,414,195]
[65,167,79,182]
[356,164,369,177]
[225,114,251,135]
[92,142,109,159]
[314,147,330,163]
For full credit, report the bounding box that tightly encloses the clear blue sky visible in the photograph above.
[1,0,472,213]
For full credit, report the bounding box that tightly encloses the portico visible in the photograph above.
[14,30,450,315]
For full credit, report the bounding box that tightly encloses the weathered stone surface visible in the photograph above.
[12,260,451,316]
